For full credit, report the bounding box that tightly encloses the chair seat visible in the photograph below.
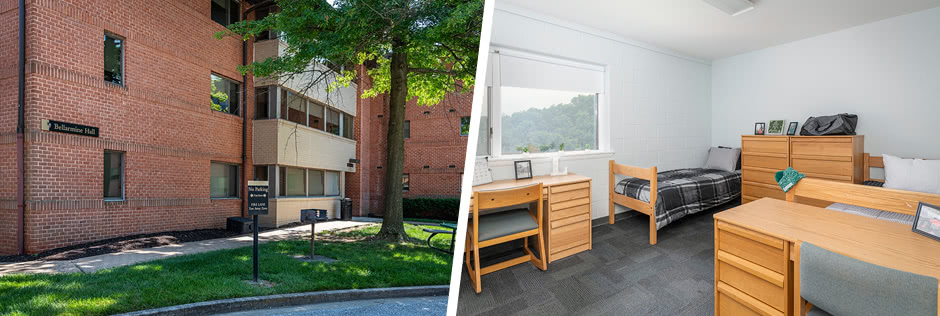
[477,209,538,242]
[806,306,832,316]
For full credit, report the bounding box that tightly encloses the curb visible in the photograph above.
[114,285,450,316]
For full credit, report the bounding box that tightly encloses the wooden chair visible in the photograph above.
[465,183,547,293]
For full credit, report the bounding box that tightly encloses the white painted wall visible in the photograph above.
[483,3,713,220]
[712,7,940,162]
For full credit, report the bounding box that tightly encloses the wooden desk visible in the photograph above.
[472,174,592,263]
[713,198,940,316]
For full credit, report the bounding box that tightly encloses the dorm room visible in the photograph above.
[457,1,940,315]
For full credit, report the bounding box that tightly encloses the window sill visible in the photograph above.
[211,197,240,200]
[485,150,614,163]
[211,109,242,118]
[103,198,125,203]
[275,196,342,200]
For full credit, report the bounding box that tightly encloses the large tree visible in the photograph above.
[224,0,482,241]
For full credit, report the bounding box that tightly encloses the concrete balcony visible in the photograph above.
[252,118,356,172]
[253,39,357,116]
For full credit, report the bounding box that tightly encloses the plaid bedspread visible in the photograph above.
[614,168,741,230]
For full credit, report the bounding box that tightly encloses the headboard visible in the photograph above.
[787,178,940,216]
[862,153,884,182]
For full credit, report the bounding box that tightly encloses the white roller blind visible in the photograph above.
[496,51,605,94]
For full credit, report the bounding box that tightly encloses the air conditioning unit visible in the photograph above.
[703,0,754,16]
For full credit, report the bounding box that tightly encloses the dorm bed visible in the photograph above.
[608,161,741,245]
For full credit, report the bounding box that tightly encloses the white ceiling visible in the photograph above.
[501,0,940,60]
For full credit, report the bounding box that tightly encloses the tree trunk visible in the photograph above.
[374,39,410,242]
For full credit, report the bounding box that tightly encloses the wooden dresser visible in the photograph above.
[740,135,864,204]
[471,174,592,263]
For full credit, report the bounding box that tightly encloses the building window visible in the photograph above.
[104,151,124,200]
[282,89,306,125]
[279,166,306,197]
[253,165,268,181]
[309,102,324,130]
[211,74,240,115]
[210,162,238,198]
[342,113,354,139]
[308,169,324,196]
[211,0,240,27]
[325,171,340,196]
[255,87,271,119]
[104,33,124,86]
[458,173,463,193]
[460,116,471,136]
[404,120,410,139]
[254,6,280,40]
[326,109,341,135]
[402,174,410,192]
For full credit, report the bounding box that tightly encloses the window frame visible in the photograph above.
[103,150,125,201]
[459,116,471,136]
[210,161,240,199]
[103,32,125,87]
[482,48,609,159]
[402,174,410,192]
[211,0,241,27]
[404,120,411,139]
[211,73,241,116]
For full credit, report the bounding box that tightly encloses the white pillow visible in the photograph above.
[883,154,940,195]
[703,147,741,172]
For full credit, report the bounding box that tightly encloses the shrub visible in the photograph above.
[403,197,460,221]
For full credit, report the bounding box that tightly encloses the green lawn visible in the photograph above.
[0,224,455,316]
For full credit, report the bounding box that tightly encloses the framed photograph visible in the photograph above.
[913,202,940,242]
[754,122,765,135]
[767,120,786,135]
[514,160,533,180]
[786,121,799,136]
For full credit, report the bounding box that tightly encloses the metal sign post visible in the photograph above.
[246,181,269,282]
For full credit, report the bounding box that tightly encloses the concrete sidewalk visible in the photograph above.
[0,220,371,276]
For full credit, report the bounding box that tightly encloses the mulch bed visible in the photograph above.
[0,229,240,263]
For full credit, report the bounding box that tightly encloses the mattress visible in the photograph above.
[825,203,914,225]
[614,168,741,230]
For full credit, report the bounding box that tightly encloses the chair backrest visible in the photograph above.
[800,242,938,316]
[474,183,543,211]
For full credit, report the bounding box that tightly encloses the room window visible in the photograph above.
[211,0,240,27]
[325,171,340,196]
[460,116,471,136]
[342,113,354,139]
[104,151,124,200]
[326,108,341,135]
[402,174,410,192]
[476,87,490,156]
[308,169,324,196]
[104,33,124,86]
[279,166,306,197]
[404,120,411,139]
[255,87,271,119]
[211,74,240,115]
[484,50,604,156]
[210,162,238,198]
[308,102,324,130]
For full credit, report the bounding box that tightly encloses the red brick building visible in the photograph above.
[0,0,471,255]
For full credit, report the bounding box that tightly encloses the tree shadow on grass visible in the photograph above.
[0,238,452,316]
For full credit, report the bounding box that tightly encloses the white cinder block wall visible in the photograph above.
[711,7,940,169]
[486,3,713,220]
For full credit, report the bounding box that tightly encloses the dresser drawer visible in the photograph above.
[742,167,779,185]
[742,182,784,200]
[718,254,786,312]
[791,140,853,157]
[742,154,788,170]
[791,157,854,177]
[552,203,590,220]
[717,222,786,274]
[550,220,590,253]
[742,138,788,154]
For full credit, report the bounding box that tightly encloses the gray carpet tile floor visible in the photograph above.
[456,201,739,316]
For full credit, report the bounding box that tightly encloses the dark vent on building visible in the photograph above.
[449,109,456,112]
[377,166,383,169]
[448,165,456,168]
[423,111,431,115]
[347,163,354,168]
[423,165,430,169]
[377,114,383,118]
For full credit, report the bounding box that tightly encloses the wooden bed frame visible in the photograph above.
[863,153,885,182]
[608,160,659,245]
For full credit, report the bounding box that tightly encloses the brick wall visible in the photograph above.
[0,0,21,255]
[0,0,257,254]
[346,67,472,217]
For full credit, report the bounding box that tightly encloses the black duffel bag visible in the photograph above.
[800,113,858,136]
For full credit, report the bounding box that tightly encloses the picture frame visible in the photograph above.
[754,122,765,135]
[913,202,940,242]
[767,120,786,135]
[786,121,799,136]
[514,160,533,180]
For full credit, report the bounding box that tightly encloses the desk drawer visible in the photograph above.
[552,188,590,204]
[552,197,590,210]
[717,282,783,316]
[551,181,590,194]
[550,220,590,254]
[552,203,590,221]
[718,255,786,312]
[717,222,786,274]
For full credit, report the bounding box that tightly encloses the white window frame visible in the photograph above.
[482,47,611,160]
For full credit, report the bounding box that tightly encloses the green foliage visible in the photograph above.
[0,225,452,315]
[220,0,483,106]
[402,197,460,221]
[502,94,598,154]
